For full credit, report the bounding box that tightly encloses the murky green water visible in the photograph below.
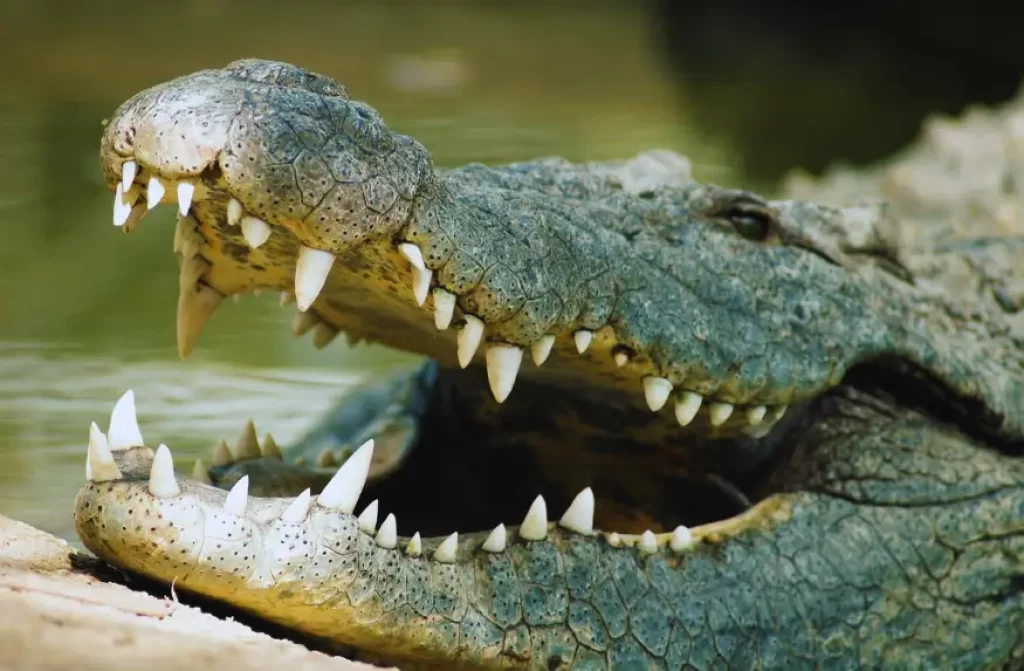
[0,2,744,541]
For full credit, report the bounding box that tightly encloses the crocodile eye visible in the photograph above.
[728,210,773,241]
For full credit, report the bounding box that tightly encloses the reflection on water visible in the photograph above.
[0,1,740,541]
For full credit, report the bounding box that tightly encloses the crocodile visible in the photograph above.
[74,59,1024,669]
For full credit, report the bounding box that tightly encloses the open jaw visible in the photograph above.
[76,59,1024,669]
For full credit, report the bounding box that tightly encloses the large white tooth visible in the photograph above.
[223,476,249,516]
[398,242,425,270]
[669,525,693,552]
[357,500,379,533]
[148,444,180,498]
[227,197,243,227]
[177,181,195,216]
[233,419,262,460]
[607,532,621,547]
[113,183,133,226]
[519,495,548,541]
[375,513,397,549]
[558,487,594,535]
[241,215,272,249]
[108,390,144,451]
[745,405,767,425]
[573,329,593,354]
[212,439,233,466]
[485,344,523,403]
[481,524,507,553]
[281,489,312,523]
[312,323,339,350]
[638,530,658,554]
[86,421,121,481]
[675,391,703,426]
[457,315,484,368]
[121,160,137,192]
[191,458,212,485]
[295,245,336,312]
[708,402,735,427]
[398,243,431,306]
[406,532,422,556]
[433,288,456,329]
[433,532,458,563]
[317,438,374,513]
[643,376,673,412]
[292,311,320,336]
[146,176,167,210]
[261,433,283,459]
[613,350,630,367]
[531,335,555,366]
[177,256,223,359]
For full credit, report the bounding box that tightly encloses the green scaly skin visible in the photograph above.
[75,60,1024,669]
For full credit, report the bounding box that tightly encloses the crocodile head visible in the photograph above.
[76,60,1024,669]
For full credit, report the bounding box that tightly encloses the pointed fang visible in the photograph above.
[482,524,507,553]
[675,391,703,426]
[573,329,593,354]
[227,197,243,226]
[87,421,121,481]
[241,215,271,249]
[376,513,397,549]
[639,530,658,554]
[519,495,548,541]
[318,439,374,513]
[433,288,456,330]
[745,405,767,425]
[177,181,195,216]
[357,500,379,533]
[148,444,180,498]
[261,433,283,459]
[643,376,673,412]
[121,160,137,192]
[191,458,212,485]
[108,390,144,451]
[281,489,312,523]
[559,487,594,535]
[295,246,336,312]
[223,476,249,516]
[485,344,523,403]
[457,315,484,368]
[708,402,735,427]
[146,176,166,210]
[434,532,458,563]
[406,532,422,556]
[531,335,555,366]
[212,439,233,467]
[670,525,693,552]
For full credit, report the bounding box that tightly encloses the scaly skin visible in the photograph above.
[75,60,1024,669]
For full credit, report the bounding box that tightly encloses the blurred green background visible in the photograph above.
[0,0,1020,540]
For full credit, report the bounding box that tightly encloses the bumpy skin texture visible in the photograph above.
[77,60,1024,669]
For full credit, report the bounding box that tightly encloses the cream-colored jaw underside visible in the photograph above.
[110,158,789,433]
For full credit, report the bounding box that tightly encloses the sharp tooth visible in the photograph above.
[669,525,693,552]
[113,183,134,226]
[638,530,658,554]
[108,390,144,451]
[241,215,272,249]
[530,335,555,366]
[433,532,458,563]
[432,288,456,329]
[121,160,137,192]
[177,256,223,359]
[233,419,262,460]
[607,532,621,547]
[481,524,507,553]
[261,433,283,459]
[292,311,320,336]
[223,476,249,516]
[519,495,548,541]
[280,291,296,307]
[399,241,430,306]
[177,181,195,215]
[375,513,397,549]
[674,391,703,426]
[146,176,167,210]
[212,439,233,466]
[613,350,630,367]
[227,197,243,226]
[191,458,213,484]
[316,448,336,468]
[485,344,523,403]
[86,421,121,482]
[281,489,312,523]
[357,500,379,533]
[573,330,593,354]
[457,315,484,368]
[317,438,374,513]
[768,405,788,423]
[312,323,339,350]
[642,376,673,412]
[295,245,336,312]
[558,487,594,535]
[708,402,735,427]
[148,444,180,498]
[406,532,422,556]
[745,405,767,425]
